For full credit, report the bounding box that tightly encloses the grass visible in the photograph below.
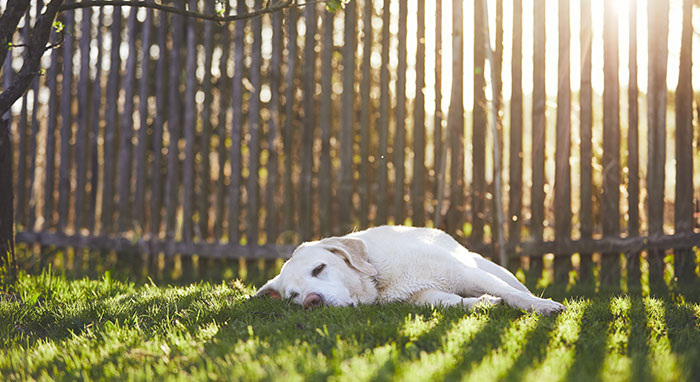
[1,270,699,381]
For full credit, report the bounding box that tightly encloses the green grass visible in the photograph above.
[1,271,699,381]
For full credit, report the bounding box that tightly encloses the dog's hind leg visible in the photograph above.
[410,289,501,309]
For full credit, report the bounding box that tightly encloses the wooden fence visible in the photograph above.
[4,0,700,285]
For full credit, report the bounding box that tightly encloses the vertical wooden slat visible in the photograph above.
[393,0,407,225]
[247,0,263,245]
[88,10,103,233]
[647,0,669,284]
[16,10,29,227]
[229,0,246,244]
[627,0,641,288]
[359,0,372,228]
[282,6,298,234]
[134,8,151,230]
[601,0,620,286]
[198,0,215,240]
[508,0,523,260]
[27,0,42,230]
[15,8,30,227]
[340,1,356,232]
[57,12,74,232]
[492,0,505,262]
[447,0,464,235]
[214,18,231,241]
[412,0,426,227]
[16,94,27,226]
[182,0,197,244]
[472,0,487,243]
[300,3,316,239]
[674,0,695,283]
[180,0,198,278]
[44,29,60,230]
[102,6,121,234]
[481,0,506,266]
[579,0,593,282]
[554,0,571,284]
[165,5,184,248]
[150,10,167,237]
[266,10,283,242]
[319,9,333,237]
[376,0,390,226]
[117,8,137,233]
[74,7,91,232]
[433,0,443,225]
[530,0,546,278]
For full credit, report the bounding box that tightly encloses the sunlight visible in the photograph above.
[520,299,587,382]
[414,0,698,115]
[601,296,632,380]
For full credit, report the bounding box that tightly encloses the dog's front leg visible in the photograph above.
[463,271,565,315]
[409,289,500,309]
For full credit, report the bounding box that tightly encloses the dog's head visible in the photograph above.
[255,237,378,308]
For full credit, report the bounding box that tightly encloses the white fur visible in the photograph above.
[256,226,565,315]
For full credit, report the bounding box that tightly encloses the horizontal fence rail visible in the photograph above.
[3,0,700,285]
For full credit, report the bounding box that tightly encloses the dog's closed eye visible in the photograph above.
[312,263,326,277]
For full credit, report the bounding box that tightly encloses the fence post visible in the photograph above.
[300,2,316,240]
[674,0,695,284]
[319,9,333,237]
[412,0,426,228]
[508,0,523,271]
[530,0,546,282]
[447,0,464,236]
[647,0,670,286]
[340,1,357,232]
[627,0,641,289]
[579,0,594,283]
[554,0,571,285]
[601,0,621,287]
[472,0,486,245]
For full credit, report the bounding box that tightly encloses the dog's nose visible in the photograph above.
[303,293,324,309]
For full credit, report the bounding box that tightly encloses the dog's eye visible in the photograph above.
[312,263,326,277]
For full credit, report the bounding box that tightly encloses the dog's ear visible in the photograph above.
[255,277,282,299]
[321,237,377,277]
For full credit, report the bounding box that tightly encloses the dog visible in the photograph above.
[256,225,565,315]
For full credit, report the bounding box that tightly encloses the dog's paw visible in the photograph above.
[478,294,503,307]
[530,299,566,315]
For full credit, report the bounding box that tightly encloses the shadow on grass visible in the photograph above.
[562,298,610,382]
[629,296,651,382]
[438,309,512,382]
[502,314,556,382]
[663,298,700,379]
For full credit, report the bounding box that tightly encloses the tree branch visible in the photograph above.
[0,0,31,70]
[59,0,296,22]
[0,0,64,115]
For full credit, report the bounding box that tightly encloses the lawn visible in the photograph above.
[1,270,699,381]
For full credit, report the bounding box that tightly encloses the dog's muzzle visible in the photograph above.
[303,293,325,309]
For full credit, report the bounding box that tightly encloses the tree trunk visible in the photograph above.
[0,116,17,286]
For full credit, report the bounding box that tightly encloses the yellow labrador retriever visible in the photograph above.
[256,226,565,315]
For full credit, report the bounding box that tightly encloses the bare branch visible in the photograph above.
[0,0,31,70]
[59,0,296,22]
[0,0,64,115]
